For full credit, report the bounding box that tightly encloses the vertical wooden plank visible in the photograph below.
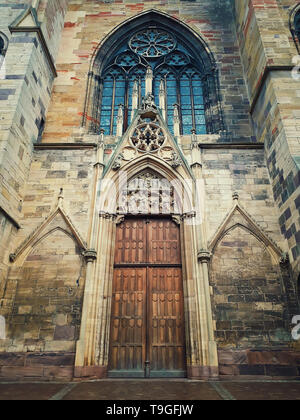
[109,267,146,373]
[149,266,185,375]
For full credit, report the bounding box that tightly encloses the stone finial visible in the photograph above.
[232,191,239,202]
[280,252,290,267]
[159,79,166,122]
[58,188,64,207]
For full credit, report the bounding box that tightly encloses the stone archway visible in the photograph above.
[75,161,218,380]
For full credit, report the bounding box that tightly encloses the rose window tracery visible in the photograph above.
[129,29,176,58]
[131,122,165,153]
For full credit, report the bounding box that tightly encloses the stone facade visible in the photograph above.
[0,0,299,381]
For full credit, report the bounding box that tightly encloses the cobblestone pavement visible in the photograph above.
[0,380,300,400]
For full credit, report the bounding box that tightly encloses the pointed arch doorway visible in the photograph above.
[108,215,186,378]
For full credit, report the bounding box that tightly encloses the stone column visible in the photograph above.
[95,214,119,368]
[198,250,218,377]
[75,133,106,378]
[185,137,219,378]
[74,249,97,374]
[180,213,202,371]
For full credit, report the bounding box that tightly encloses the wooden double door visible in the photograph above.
[108,217,186,378]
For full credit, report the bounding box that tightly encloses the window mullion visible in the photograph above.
[164,76,168,128]
[96,79,104,134]
[176,77,183,135]
[110,77,116,135]
[124,77,129,131]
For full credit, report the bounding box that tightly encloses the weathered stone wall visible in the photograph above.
[3,226,84,353]
[202,146,297,344]
[0,1,68,316]
[0,0,299,380]
[211,225,287,348]
[0,146,94,354]
[202,148,283,247]
[234,0,300,269]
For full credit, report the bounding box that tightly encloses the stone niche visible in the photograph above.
[4,227,85,354]
[210,225,289,349]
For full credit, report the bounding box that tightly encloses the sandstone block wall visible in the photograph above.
[234,0,300,268]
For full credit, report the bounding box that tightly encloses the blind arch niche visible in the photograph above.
[85,10,224,137]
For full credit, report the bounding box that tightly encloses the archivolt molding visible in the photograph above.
[208,193,283,264]
[9,193,87,265]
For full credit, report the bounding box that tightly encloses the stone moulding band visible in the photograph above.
[9,26,57,78]
[249,65,294,115]
[34,143,98,150]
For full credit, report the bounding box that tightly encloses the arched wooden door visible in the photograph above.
[108,217,186,378]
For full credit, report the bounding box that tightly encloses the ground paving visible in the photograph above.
[0,380,299,400]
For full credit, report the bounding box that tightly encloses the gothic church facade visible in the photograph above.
[0,0,300,380]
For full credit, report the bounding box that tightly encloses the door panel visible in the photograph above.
[109,218,186,378]
[149,267,185,376]
[109,267,146,375]
[115,219,147,264]
[148,220,181,264]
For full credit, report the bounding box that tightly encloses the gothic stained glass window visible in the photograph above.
[99,26,208,136]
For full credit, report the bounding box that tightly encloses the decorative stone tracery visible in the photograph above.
[129,28,176,57]
[131,121,165,153]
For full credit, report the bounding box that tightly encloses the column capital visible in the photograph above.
[198,249,212,263]
[181,211,196,220]
[83,249,97,263]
